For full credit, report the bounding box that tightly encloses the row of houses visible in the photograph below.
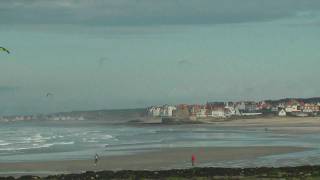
[147,102,257,119]
[147,105,177,117]
[0,115,34,122]
[147,99,320,119]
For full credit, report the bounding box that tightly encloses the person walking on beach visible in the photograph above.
[94,153,100,166]
[191,154,196,166]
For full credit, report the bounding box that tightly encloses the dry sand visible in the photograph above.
[0,146,309,176]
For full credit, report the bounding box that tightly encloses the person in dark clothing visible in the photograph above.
[94,153,99,166]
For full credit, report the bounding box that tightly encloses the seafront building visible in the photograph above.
[147,98,320,121]
[148,105,176,117]
[2,98,320,123]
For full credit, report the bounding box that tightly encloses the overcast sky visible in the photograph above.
[1,0,320,115]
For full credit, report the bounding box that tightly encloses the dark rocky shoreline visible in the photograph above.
[2,165,320,180]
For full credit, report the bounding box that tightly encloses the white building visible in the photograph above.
[164,105,176,117]
[285,105,301,113]
[236,102,246,111]
[149,105,176,117]
[234,108,242,116]
[278,109,287,116]
[196,108,207,118]
[210,110,226,118]
[148,107,161,117]
[225,106,236,116]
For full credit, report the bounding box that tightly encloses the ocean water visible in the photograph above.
[0,119,319,167]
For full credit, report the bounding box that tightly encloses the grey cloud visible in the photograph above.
[2,0,320,26]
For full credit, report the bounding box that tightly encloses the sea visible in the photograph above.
[0,118,320,168]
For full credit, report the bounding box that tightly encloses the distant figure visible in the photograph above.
[94,153,100,166]
[265,127,268,132]
[191,154,196,166]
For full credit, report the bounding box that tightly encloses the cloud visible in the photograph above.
[2,0,320,26]
[0,85,20,93]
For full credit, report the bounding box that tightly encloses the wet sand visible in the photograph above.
[215,117,320,127]
[0,146,309,176]
[214,117,320,135]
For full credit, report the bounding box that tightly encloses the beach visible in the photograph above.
[0,146,309,176]
[0,117,320,177]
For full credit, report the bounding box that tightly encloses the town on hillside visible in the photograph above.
[147,98,320,122]
[2,97,320,123]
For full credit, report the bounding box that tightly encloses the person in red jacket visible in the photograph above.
[191,154,196,166]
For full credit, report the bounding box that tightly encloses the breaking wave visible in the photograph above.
[0,141,75,151]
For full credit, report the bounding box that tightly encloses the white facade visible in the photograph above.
[210,110,226,118]
[234,108,242,116]
[148,105,176,117]
[225,106,236,116]
[278,109,287,116]
[165,106,176,117]
[285,105,300,112]
[148,107,161,117]
[237,102,246,111]
[196,108,207,118]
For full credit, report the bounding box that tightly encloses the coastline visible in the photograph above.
[138,116,320,127]
[7,165,320,180]
[0,146,310,176]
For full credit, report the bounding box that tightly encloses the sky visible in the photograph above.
[0,0,320,115]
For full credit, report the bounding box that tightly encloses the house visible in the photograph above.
[189,104,202,116]
[235,102,246,111]
[224,105,236,116]
[206,102,226,118]
[285,100,302,113]
[173,104,190,118]
[271,107,279,112]
[210,108,226,118]
[206,102,225,110]
[244,101,258,112]
[234,108,242,116]
[285,105,301,112]
[303,103,319,112]
[235,101,258,113]
[162,105,177,117]
[257,101,272,110]
[148,106,161,117]
[278,103,286,109]
[278,109,287,116]
[196,108,207,118]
